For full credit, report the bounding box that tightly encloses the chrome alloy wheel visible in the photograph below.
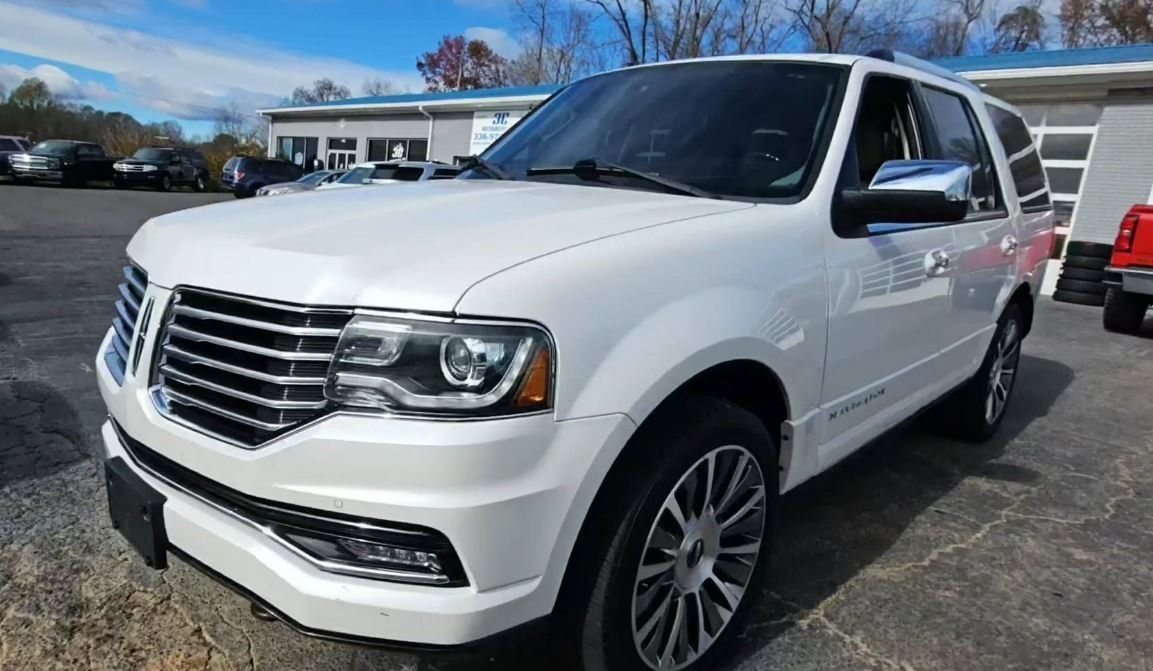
[631,445,767,670]
[986,317,1021,425]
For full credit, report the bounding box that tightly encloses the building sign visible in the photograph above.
[469,110,524,155]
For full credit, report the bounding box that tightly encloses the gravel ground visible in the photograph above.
[1,183,1152,670]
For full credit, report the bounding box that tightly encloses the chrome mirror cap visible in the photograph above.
[869,160,972,203]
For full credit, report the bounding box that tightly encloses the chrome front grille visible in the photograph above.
[152,289,353,447]
[105,266,148,385]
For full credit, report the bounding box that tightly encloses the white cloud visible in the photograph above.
[0,1,424,120]
[0,63,115,102]
[465,26,522,59]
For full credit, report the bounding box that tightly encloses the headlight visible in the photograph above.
[325,315,552,416]
[141,164,158,172]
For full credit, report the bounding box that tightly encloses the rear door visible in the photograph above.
[918,85,1017,378]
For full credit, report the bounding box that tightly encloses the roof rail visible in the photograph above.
[864,48,981,92]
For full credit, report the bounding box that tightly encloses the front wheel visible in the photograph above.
[193,174,206,192]
[158,174,172,191]
[934,304,1023,442]
[572,397,776,671]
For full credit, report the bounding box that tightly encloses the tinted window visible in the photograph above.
[0,139,18,151]
[81,144,104,157]
[224,157,240,171]
[134,148,173,161]
[392,166,425,181]
[480,61,845,200]
[922,88,996,212]
[31,141,76,155]
[986,104,1049,209]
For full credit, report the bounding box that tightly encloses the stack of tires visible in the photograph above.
[1052,241,1114,307]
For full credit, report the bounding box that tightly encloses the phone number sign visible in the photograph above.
[469,110,524,155]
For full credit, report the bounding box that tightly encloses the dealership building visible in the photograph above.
[260,45,1153,290]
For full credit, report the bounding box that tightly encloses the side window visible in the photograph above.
[850,76,922,187]
[76,145,92,157]
[985,104,1050,210]
[921,87,998,213]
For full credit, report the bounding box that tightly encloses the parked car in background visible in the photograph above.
[256,169,346,196]
[221,156,303,198]
[0,135,30,178]
[96,53,1051,671]
[114,147,210,192]
[1102,204,1153,333]
[10,140,119,186]
[317,160,459,190]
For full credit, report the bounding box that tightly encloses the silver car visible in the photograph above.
[256,169,346,196]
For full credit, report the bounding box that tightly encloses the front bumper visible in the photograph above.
[1104,266,1153,296]
[114,171,163,185]
[95,322,634,645]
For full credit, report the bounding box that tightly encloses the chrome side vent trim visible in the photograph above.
[104,265,148,385]
[151,289,353,447]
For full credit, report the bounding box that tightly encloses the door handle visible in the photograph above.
[924,249,952,277]
[1001,235,1019,256]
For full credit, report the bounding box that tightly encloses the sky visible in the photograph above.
[0,0,524,137]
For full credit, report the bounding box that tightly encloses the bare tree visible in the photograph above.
[1060,0,1103,46]
[991,1,1047,51]
[1098,0,1153,44]
[362,79,400,97]
[786,0,919,53]
[213,103,267,149]
[720,0,795,54]
[511,0,602,84]
[290,78,351,105]
[588,0,655,64]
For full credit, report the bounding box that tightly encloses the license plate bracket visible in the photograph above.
[105,457,168,570]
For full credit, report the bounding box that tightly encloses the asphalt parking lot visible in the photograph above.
[2,183,1152,671]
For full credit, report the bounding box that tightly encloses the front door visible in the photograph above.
[819,74,959,467]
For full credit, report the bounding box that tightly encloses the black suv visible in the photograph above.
[114,147,209,191]
[221,156,303,198]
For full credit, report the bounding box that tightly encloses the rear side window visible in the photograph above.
[392,166,425,181]
[224,157,240,171]
[921,87,998,213]
[985,104,1050,210]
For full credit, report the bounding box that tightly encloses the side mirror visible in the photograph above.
[839,160,971,232]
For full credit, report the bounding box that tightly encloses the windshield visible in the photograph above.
[133,148,173,161]
[478,61,844,200]
[30,141,77,156]
[297,171,329,185]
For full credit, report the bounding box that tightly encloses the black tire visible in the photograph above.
[1052,289,1106,307]
[1063,255,1109,271]
[158,174,172,192]
[193,174,206,192]
[1065,241,1114,259]
[569,396,777,671]
[935,303,1024,442]
[1103,286,1148,334]
[1055,278,1106,295]
[1059,267,1105,282]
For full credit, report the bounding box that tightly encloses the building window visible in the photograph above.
[1018,103,1101,237]
[367,138,429,162]
[276,136,320,171]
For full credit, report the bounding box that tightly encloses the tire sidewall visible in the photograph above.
[977,304,1023,437]
[584,399,778,671]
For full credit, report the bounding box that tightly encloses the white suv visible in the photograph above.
[96,52,1053,671]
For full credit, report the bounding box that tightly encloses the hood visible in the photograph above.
[129,179,752,312]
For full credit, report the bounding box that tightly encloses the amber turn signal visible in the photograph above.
[514,346,551,408]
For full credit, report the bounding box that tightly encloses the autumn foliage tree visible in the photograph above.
[416,35,509,92]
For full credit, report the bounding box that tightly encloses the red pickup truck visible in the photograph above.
[1103,205,1153,333]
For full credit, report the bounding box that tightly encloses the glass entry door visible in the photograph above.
[327,150,356,170]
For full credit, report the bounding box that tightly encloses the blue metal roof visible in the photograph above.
[935,44,1153,72]
[279,84,562,109]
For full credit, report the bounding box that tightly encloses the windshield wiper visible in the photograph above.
[459,154,512,180]
[527,158,718,199]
